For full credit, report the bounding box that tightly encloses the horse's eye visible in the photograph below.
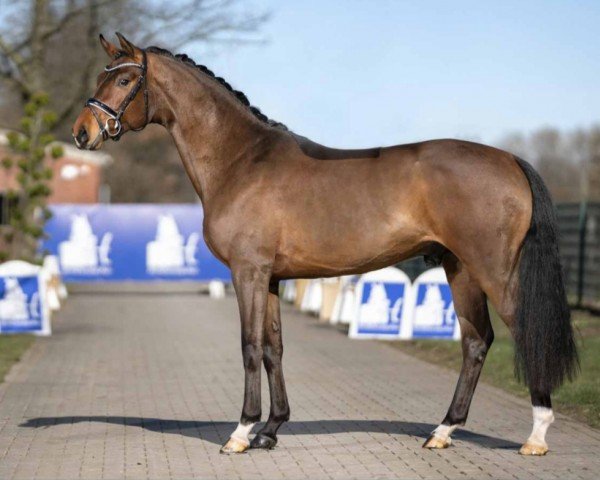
[119,78,130,86]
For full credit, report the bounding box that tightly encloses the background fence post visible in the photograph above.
[577,201,588,309]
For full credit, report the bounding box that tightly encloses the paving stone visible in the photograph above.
[0,290,597,479]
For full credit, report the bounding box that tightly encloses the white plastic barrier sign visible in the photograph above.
[349,267,459,340]
[282,280,296,303]
[330,276,357,325]
[300,279,322,314]
[411,268,460,340]
[0,261,51,335]
[349,267,411,339]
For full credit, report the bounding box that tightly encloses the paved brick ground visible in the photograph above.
[0,290,598,479]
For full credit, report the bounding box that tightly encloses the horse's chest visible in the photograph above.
[202,218,233,267]
[202,206,275,266]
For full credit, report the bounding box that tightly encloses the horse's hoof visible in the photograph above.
[250,432,277,450]
[220,437,249,454]
[422,434,451,449]
[519,442,548,456]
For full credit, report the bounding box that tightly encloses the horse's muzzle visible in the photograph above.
[73,126,89,149]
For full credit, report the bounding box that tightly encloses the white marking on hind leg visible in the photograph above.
[432,424,458,443]
[527,406,554,447]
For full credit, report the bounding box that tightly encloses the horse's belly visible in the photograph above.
[272,220,425,279]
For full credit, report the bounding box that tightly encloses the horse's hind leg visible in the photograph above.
[489,282,555,456]
[453,259,557,455]
[479,277,555,456]
[250,280,290,449]
[423,253,494,449]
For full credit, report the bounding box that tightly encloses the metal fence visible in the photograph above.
[557,202,600,310]
[397,202,600,311]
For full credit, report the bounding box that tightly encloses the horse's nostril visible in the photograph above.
[76,127,89,147]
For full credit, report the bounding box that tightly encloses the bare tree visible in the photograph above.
[588,127,600,201]
[0,0,269,204]
[0,0,269,136]
[569,126,600,201]
[498,125,600,202]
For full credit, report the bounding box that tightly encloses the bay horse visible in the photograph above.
[72,33,578,456]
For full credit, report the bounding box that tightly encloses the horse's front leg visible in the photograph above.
[220,262,270,454]
[250,280,290,449]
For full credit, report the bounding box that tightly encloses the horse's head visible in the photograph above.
[72,33,149,150]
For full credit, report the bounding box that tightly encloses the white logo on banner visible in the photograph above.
[358,282,403,326]
[146,214,200,274]
[0,277,29,321]
[0,276,42,332]
[0,267,49,335]
[414,284,447,327]
[58,214,112,274]
[349,268,411,339]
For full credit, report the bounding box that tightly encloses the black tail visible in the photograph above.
[513,157,579,394]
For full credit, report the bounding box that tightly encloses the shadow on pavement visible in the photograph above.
[19,416,520,450]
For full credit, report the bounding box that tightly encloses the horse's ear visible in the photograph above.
[115,32,138,57]
[99,34,120,59]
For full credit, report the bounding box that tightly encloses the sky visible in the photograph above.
[185,0,600,149]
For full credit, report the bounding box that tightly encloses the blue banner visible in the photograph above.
[43,204,231,282]
[0,275,45,333]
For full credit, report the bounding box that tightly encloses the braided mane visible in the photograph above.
[145,46,287,130]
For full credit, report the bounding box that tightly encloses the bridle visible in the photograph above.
[84,50,148,148]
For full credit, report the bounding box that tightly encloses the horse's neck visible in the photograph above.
[150,57,273,204]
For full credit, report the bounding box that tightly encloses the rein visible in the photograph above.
[85,50,148,148]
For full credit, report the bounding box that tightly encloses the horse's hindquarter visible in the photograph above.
[416,141,532,261]
[414,140,532,312]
